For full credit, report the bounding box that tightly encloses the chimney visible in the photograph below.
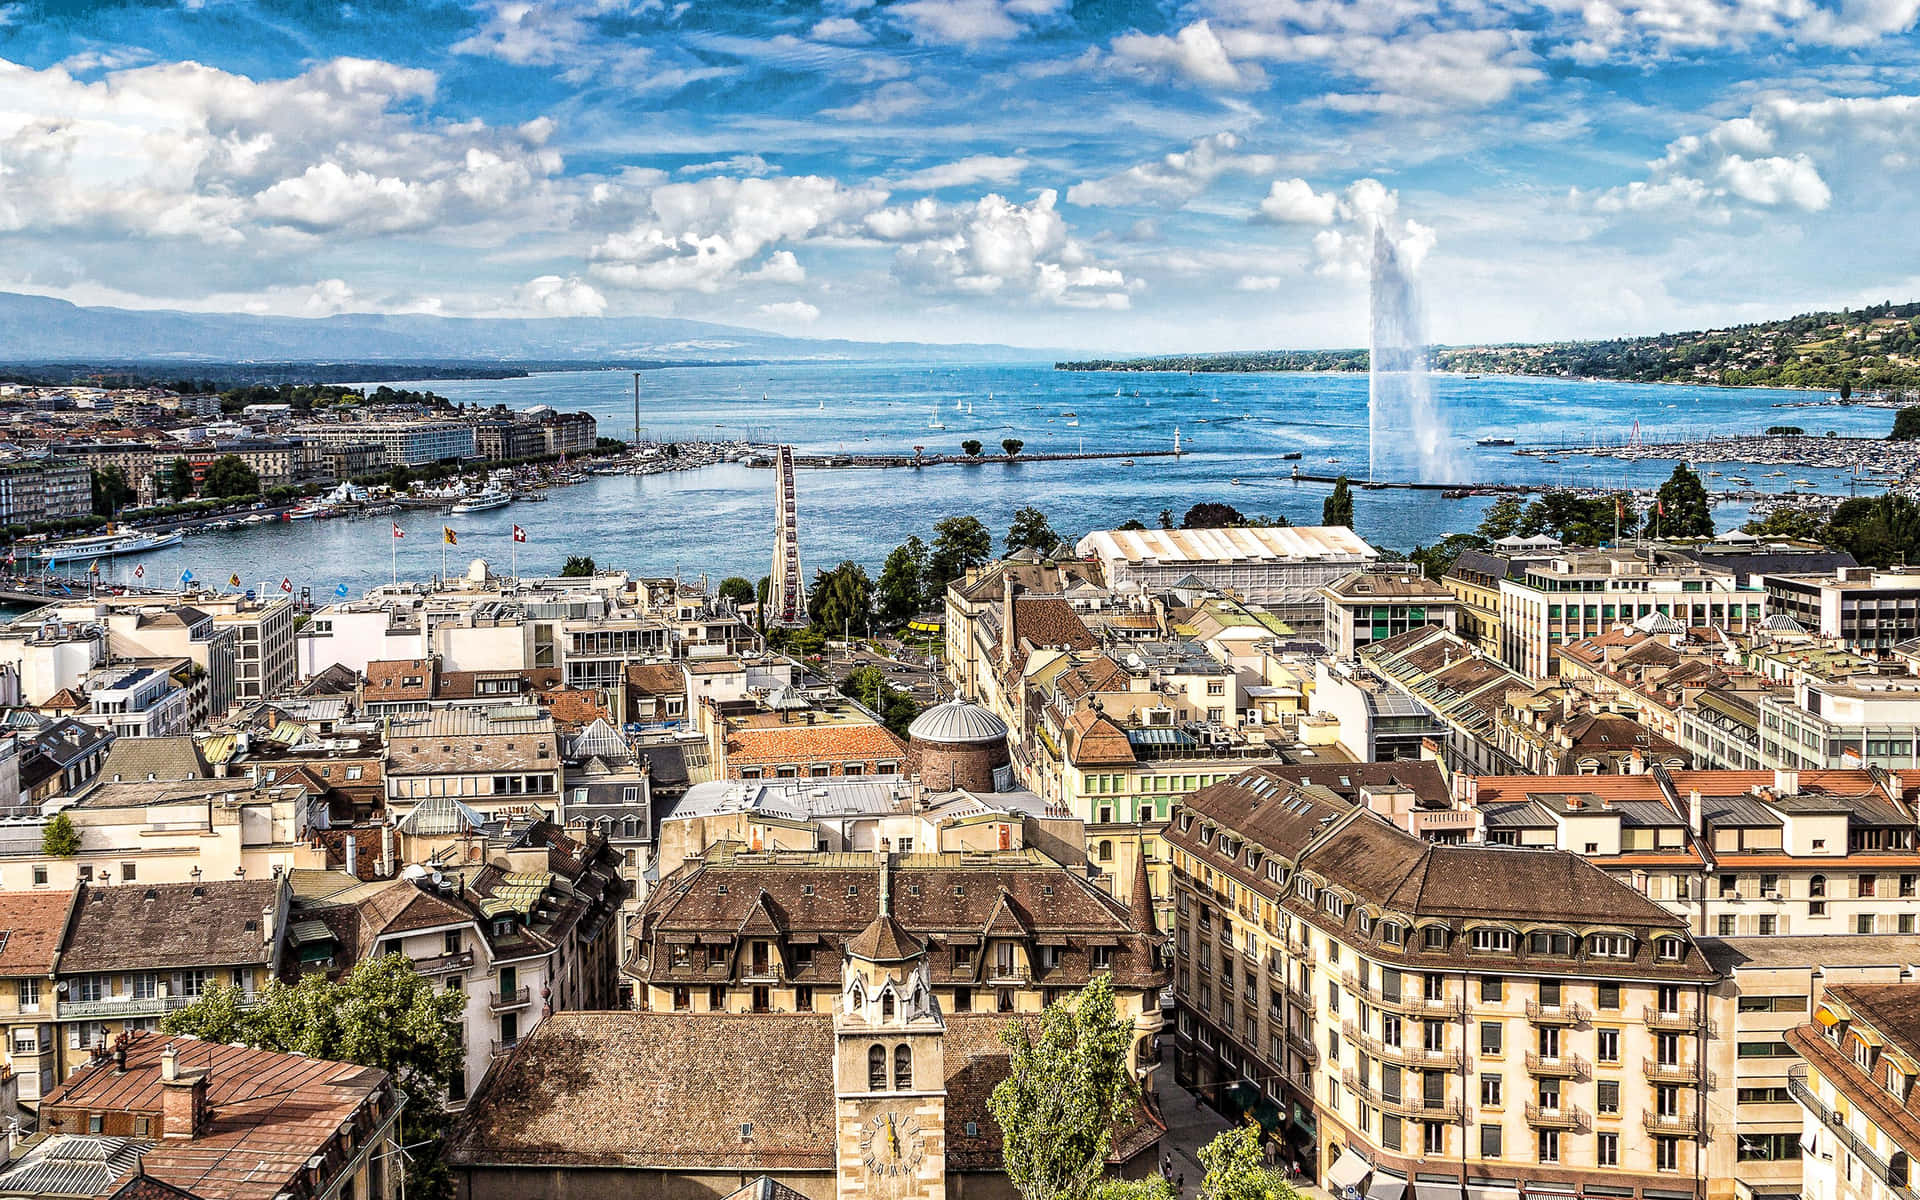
[261,903,276,946]
[380,821,396,877]
[1566,795,1582,810]
[1687,788,1703,836]
[344,833,358,878]
[1774,768,1799,796]
[1001,573,1019,671]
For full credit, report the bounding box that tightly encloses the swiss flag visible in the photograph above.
[512,525,527,544]
[280,577,293,593]
[392,523,405,539]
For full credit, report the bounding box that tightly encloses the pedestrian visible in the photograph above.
[1177,1172,1185,1195]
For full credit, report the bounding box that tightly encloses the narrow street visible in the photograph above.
[1151,1048,1337,1200]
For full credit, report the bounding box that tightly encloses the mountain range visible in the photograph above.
[0,292,1041,364]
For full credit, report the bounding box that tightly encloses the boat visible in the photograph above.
[35,529,184,564]
[1476,436,1516,446]
[1706,470,1722,477]
[1230,478,1244,486]
[1279,451,1302,460]
[927,405,947,431]
[1326,457,1341,464]
[1120,459,1135,467]
[1065,418,1079,427]
[1793,479,1813,486]
[451,488,512,514]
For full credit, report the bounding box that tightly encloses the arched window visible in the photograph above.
[1098,840,1113,862]
[882,991,895,1021]
[1810,874,1828,898]
[895,1044,912,1090]
[868,1044,887,1090]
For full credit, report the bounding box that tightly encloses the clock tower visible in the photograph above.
[834,858,948,1200]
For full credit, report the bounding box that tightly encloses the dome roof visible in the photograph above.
[908,698,1009,744]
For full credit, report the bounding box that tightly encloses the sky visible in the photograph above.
[2,0,1919,353]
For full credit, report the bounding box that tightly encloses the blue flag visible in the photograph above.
[179,568,194,584]
[335,583,350,598]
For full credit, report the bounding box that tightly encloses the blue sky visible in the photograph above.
[2,0,1918,352]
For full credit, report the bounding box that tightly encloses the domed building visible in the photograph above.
[907,698,1011,792]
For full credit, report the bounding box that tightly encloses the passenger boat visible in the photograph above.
[35,529,183,564]
[451,488,512,515]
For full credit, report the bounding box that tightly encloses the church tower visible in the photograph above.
[833,857,948,1200]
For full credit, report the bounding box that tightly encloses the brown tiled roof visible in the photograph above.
[845,913,922,963]
[1064,709,1134,766]
[1787,1018,1920,1158]
[1005,596,1096,674]
[60,880,280,973]
[725,723,908,770]
[42,1033,393,1200]
[362,658,437,702]
[0,889,78,975]
[1828,983,1920,1063]
[101,736,211,782]
[43,687,87,712]
[625,664,683,697]
[539,687,612,730]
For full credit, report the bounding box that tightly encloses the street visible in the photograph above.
[1152,1048,1336,1200]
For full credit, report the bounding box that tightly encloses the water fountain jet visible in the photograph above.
[1368,223,1455,483]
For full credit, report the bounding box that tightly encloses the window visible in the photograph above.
[131,974,155,1001]
[1656,1137,1679,1172]
[1482,976,1504,1002]
[1597,1080,1620,1115]
[1597,1132,1619,1167]
[1481,1022,1503,1055]
[1717,914,1736,936]
[1471,928,1514,953]
[894,1044,912,1090]
[18,978,40,1008]
[120,863,136,881]
[1423,926,1448,951]
[1596,1028,1620,1063]
[868,1045,887,1090]
[1738,1133,1803,1162]
[1480,1074,1503,1107]
[1588,934,1631,958]
[1480,1124,1502,1158]
[1382,1116,1402,1152]
[32,866,46,886]
[1423,1122,1446,1155]
[1538,1130,1559,1164]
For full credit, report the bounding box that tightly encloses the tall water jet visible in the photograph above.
[1368,224,1455,483]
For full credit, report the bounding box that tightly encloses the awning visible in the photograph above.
[1326,1149,1372,1192]
[1852,1025,1884,1048]
[1816,1007,1843,1027]
[1366,1171,1408,1200]
[1414,1182,1463,1200]
[1465,1183,1519,1200]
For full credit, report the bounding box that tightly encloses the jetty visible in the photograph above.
[744,448,1181,470]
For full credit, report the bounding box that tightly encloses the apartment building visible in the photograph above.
[1758,674,1920,772]
[201,594,296,703]
[1765,568,1920,653]
[1361,625,1529,775]
[626,847,1165,1053]
[1167,768,1719,1199]
[1466,768,1920,938]
[1320,568,1460,660]
[0,458,90,525]
[1076,525,1378,627]
[52,877,288,1072]
[295,419,477,466]
[1788,984,1920,1200]
[0,890,79,1104]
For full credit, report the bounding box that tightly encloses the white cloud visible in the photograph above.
[1235,274,1286,290]
[894,155,1029,191]
[892,189,1134,309]
[253,163,442,234]
[1256,178,1340,224]
[758,300,821,323]
[302,278,359,316]
[822,81,931,121]
[810,16,873,42]
[515,273,608,316]
[589,174,887,292]
[1110,21,1261,89]
[1563,0,1920,61]
[1066,132,1277,208]
[747,250,807,283]
[891,0,1066,44]
[1717,154,1831,210]
[677,154,773,177]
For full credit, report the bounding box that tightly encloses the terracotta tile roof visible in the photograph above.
[725,723,908,770]
[60,880,280,974]
[625,664,684,697]
[1064,709,1135,766]
[1472,768,1906,806]
[361,658,437,702]
[1005,596,1096,674]
[42,1033,394,1200]
[0,889,78,975]
[1787,1019,1920,1159]
[538,687,612,730]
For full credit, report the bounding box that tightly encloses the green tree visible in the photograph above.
[1198,1123,1299,1200]
[41,811,80,856]
[90,466,135,516]
[1118,518,1148,531]
[1476,494,1528,540]
[926,515,993,590]
[717,577,755,609]
[1006,506,1060,555]
[1409,532,1488,580]
[1182,502,1245,529]
[163,956,464,1200]
[162,457,195,500]
[1743,507,1828,541]
[840,665,920,738]
[878,536,928,624]
[1322,476,1354,528]
[1890,407,1920,440]
[1842,378,1855,402]
[560,555,596,577]
[990,976,1141,1200]
[203,454,260,498]
[1826,494,1920,567]
[962,439,984,457]
[1158,509,1174,530]
[1653,463,1714,538]
[1002,438,1025,457]
[809,560,874,635]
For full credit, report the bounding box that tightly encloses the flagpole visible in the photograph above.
[392,524,398,585]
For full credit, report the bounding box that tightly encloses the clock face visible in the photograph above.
[859,1112,924,1177]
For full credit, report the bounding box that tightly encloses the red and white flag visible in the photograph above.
[280,577,293,593]
[392,523,405,539]
[512,525,527,544]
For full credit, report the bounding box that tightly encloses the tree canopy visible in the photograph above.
[1825,494,1920,567]
[878,536,928,624]
[927,515,994,588]
[1006,506,1061,555]
[1652,462,1714,538]
[1322,476,1354,528]
[162,458,196,501]
[962,439,984,456]
[840,665,920,738]
[1182,502,1245,529]
[1891,406,1920,441]
[809,559,874,635]
[41,811,80,856]
[203,455,260,498]
[90,466,135,515]
[1002,438,1025,457]
[989,975,1139,1200]
[1198,1124,1299,1200]
[717,576,755,606]
[560,555,596,577]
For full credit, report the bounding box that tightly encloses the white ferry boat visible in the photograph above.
[451,488,512,515]
[36,529,183,564]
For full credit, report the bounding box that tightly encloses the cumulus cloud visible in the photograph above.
[891,189,1134,309]
[1565,0,1920,62]
[1110,21,1260,89]
[894,155,1029,191]
[0,55,565,247]
[1250,177,1433,278]
[810,16,873,43]
[589,174,886,292]
[515,274,608,316]
[891,0,1067,44]
[1256,178,1340,225]
[1066,132,1277,208]
[823,81,932,121]
[302,278,359,316]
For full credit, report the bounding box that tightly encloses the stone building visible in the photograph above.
[907,699,1011,793]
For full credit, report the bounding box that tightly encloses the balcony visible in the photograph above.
[1403,993,1466,1018]
[1282,983,1317,1018]
[1341,1071,1460,1120]
[1525,1000,1588,1025]
[1643,1057,1710,1086]
[1642,1005,1713,1035]
[1641,1109,1702,1138]
[490,1038,521,1056]
[412,949,475,976]
[1523,1102,1583,1131]
[1286,1028,1319,1064]
[1524,1052,1587,1080]
[490,985,532,1012]
[57,993,211,1021]
[1788,1068,1920,1200]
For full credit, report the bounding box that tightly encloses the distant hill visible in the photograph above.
[0,292,1042,365]
[1057,301,1920,391]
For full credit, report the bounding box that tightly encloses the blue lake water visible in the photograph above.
[74,363,1895,596]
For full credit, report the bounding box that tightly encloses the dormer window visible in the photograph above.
[1356,913,1373,936]
[1471,928,1514,953]
[1323,893,1346,919]
[1422,926,1448,951]
[1296,878,1316,903]
[1655,937,1685,962]
[1588,934,1632,959]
